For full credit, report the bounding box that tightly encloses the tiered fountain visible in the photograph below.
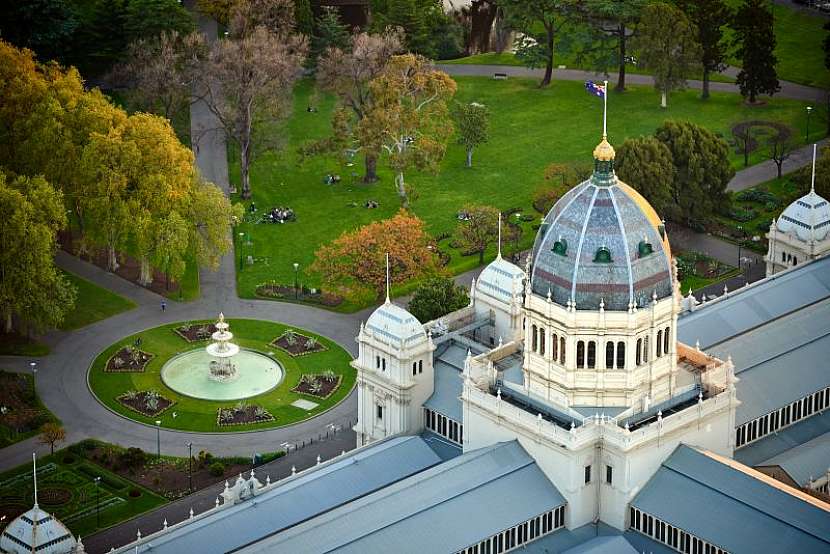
[160,313,284,401]
[206,313,240,382]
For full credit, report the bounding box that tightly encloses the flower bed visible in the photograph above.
[116,390,174,417]
[105,347,153,372]
[271,330,328,357]
[255,283,342,307]
[292,373,341,399]
[217,404,274,427]
[173,323,217,342]
[38,486,72,506]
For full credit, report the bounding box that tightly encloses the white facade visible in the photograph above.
[765,186,830,276]
[469,255,526,345]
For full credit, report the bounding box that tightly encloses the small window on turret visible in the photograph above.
[638,241,654,258]
[594,247,612,263]
[552,238,568,256]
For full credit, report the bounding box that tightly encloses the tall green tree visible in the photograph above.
[497,0,574,87]
[408,277,470,323]
[452,102,490,167]
[655,120,734,224]
[0,0,77,63]
[124,0,194,43]
[454,204,500,264]
[311,7,351,63]
[823,21,830,135]
[294,0,314,37]
[678,0,732,99]
[632,2,701,108]
[615,136,674,216]
[0,172,76,334]
[732,0,779,104]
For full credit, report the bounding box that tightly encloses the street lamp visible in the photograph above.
[155,420,162,460]
[94,476,101,528]
[293,262,300,299]
[29,362,37,391]
[806,106,813,142]
[186,442,193,493]
[239,232,245,270]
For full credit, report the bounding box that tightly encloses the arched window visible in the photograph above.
[412,361,417,376]
[616,341,625,369]
[663,327,670,354]
[606,342,614,369]
[552,333,558,360]
[577,341,585,368]
[643,337,649,363]
[540,329,546,357]
[634,339,643,365]
[560,337,566,364]
[794,257,798,265]
[376,355,380,369]
[419,360,423,374]
[381,358,386,371]
[657,329,663,358]
[587,341,596,369]
[531,325,538,352]
[782,251,786,262]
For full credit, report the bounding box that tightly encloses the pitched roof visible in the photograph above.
[632,445,830,553]
[758,431,830,486]
[240,441,566,554]
[736,408,830,467]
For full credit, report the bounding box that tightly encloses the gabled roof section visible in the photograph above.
[240,441,566,554]
[632,444,830,553]
[758,430,830,487]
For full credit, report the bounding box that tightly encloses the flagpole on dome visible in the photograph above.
[603,79,608,139]
[497,212,502,259]
[811,143,817,194]
[385,253,390,304]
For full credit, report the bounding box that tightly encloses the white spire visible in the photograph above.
[32,452,38,508]
[385,252,390,304]
[811,143,817,194]
[497,212,502,259]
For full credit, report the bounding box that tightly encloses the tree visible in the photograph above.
[452,102,490,167]
[532,162,590,214]
[615,136,674,216]
[196,24,307,199]
[0,172,76,334]
[768,134,796,179]
[677,0,731,100]
[311,7,351,64]
[316,29,403,182]
[793,144,830,199]
[825,21,830,135]
[124,0,194,44]
[360,54,457,207]
[732,125,753,168]
[632,2,701,108]
[370,0,457,59]
[0,0,77,63]
[655,120,734,224]
[310,209,440,299]
[408,277,470,323]
[454,204,500,264]
[39,423,65,455]
[572,0,647,92]
[294,0,314,37]
[497,0,573,87]
[732,0,779,104]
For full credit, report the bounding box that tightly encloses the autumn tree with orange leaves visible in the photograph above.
[310,209,440,300]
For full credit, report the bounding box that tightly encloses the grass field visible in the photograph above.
[88,319,355,433]
[0,334,50,356]
[0,446,166,538]
[60,270,137,330]
[230,76,824,307]
[0,370,60,448]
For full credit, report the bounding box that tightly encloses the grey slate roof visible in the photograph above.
[423,360,463,422]
[530,179,673,311]
[561,535,638,553]
[240,441,566,554]
[678,255,830,349]
[758,431,830,486]
[632,444,830,553]
[130,436,441,554]
[737,409,830,467]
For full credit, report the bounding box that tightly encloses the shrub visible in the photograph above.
[259,451,286,464]
[118,447,147,470]
[129,488,142,498]
[729,208,756,222]
[209,462,226,477]
[62,455,75,464]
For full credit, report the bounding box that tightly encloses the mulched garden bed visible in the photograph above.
[217,405,275,427]
[174,323,218,342]
[271,331,328,357]
[116,391,174,417]
[38,487,72,506]
[105,347,154,372]
[292,373,342,400]
[255,283,343,307]
[0,371,52,438]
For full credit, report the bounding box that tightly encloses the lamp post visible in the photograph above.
[94,476,101,528]
[29,361,37,391]
[155,420,161,460]
[293,262,299,299]
[806,106,813,142]
[239,232,245,270]
[187,442,193,493]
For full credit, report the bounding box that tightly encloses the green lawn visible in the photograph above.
[88,319,355,432]
[60,270,137,330]
[231,77,824,307]
[0,446,166,538]
[0,334,49,356]
[0,370,60,448]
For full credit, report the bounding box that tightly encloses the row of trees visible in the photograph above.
[500,0,779,105]
[0,41,238,334]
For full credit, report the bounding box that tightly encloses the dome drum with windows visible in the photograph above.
[530,136,673,311]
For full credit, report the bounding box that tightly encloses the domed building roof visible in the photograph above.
[475,254,526,304]
[365,300,427,347]
[0,505,77,554]
[529,137,673,311]
[775,190,830,243]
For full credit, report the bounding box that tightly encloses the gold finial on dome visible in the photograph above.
[593,136,616,161]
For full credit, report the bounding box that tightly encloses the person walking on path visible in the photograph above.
[161,300,166,312]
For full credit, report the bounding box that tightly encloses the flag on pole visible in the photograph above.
[585,80,606,98]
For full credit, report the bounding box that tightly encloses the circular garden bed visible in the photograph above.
[87,319,355,432]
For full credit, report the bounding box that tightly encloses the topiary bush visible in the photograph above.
[209,462,225,477]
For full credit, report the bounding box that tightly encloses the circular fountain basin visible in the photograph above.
[160,349,283,401]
